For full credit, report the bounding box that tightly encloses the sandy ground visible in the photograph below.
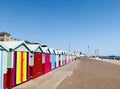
[56,58,120,89]
[12,60,79,89]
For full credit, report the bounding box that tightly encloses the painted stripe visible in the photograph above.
[2,50,4,89]
[23,52,27,82]
[27,52,29,79]
[16,52,21,85]
[26,52,28,80]
[27,52,30,80]
[14,51,17,86]
[0,51,2,89]
[0,50,3,89]
[21,52,23,82]
[51,54,55,69]
[2,50,3,89]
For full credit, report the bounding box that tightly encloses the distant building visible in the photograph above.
[0,32,12,41]
[74,51,87,58]
[0,32,17,41]
[74,51,80,57]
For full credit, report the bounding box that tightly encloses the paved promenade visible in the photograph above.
[13,60,79,89]
[13,58,120,89]
[57,58,120,89]
[94,58,120,65]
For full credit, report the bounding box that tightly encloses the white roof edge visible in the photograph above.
[27,44,41,52]
[0,41,30,51]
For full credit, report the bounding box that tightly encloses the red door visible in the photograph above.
[44,53,50,73]
[37,52,43,76]
[32,52,43,78]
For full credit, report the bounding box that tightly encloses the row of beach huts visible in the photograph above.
[0,41,77,89]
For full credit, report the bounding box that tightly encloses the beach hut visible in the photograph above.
[69,53,72,62]
[58,50,61,67]
[48,48,55,70]
[73,53,76,61]
[69,53,76,62]
[41,46,50,73]
[59,51,63,66]
[0,41,31,89]
[71,53,74,62]
[62,51,65,65]
[67,52,70,64]
[54,49,59,68]
[70,53,73,63]
[58,50,63,67]
[27,44,43,79]
[68,53,71,63]
[64,51,68,64]
[0,43,8,89]
[62,51,66,65]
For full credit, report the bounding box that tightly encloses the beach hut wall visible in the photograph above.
[58,50,63,66]
[0,43,8,89]
[48,48,56,70]
[62,51,65,65]
[27,44,43,79]
[54,49,59,68]
[59,51,63,66]
[41,47,50,73]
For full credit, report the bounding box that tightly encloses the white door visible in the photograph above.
[0,50,3,89]
[56,55,59,67]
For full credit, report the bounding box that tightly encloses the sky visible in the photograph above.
[0,0,120,56]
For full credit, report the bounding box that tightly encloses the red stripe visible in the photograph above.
[21,52,23,82]
[7,68,14,89]
[3,73,7,89]
[27,52,30,80]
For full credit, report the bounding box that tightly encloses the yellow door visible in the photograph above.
[15,51,28,85]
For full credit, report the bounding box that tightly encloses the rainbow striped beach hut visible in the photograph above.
[0,42,8,89]
[0,41,31,89]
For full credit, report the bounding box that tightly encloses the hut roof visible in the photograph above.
[53,49,59,54]
[41,46,49,53]
[0,43,8,51]
[27,44,42,52]
[48,48,55,54]
[0,41,30,51]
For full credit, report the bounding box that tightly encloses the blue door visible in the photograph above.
[51,54,55,69]
[0,50,3,89]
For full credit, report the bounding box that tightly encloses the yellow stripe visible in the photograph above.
[23,52,27,82]
[16,52,21,84]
